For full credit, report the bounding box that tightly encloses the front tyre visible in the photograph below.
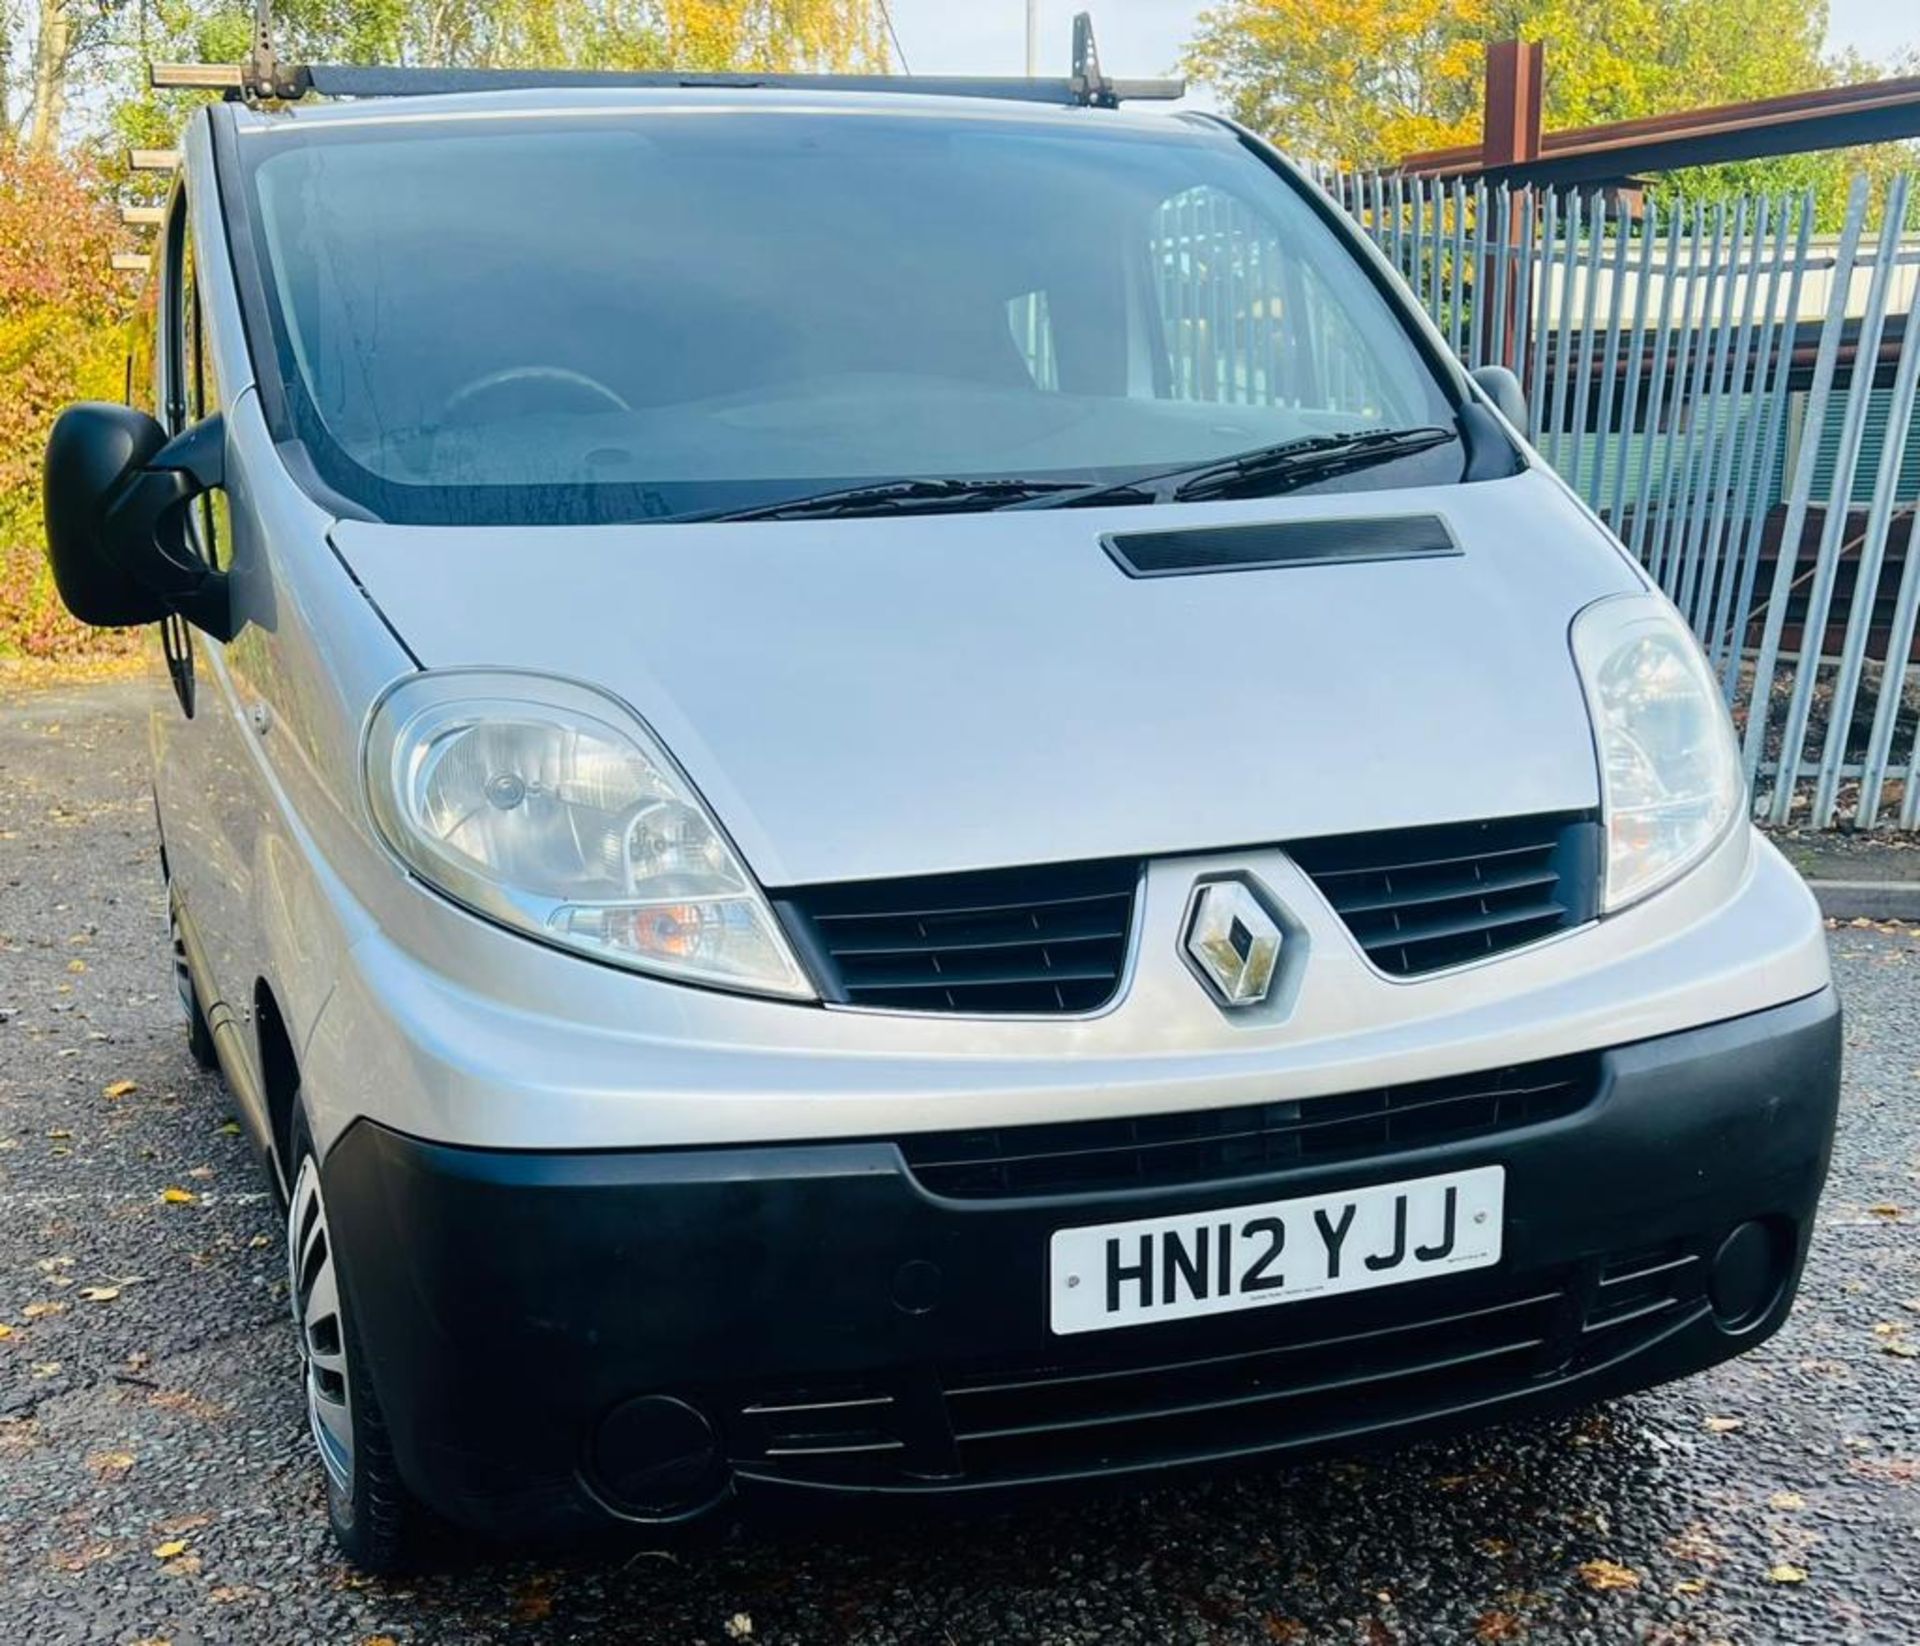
[288,1122,420,1572]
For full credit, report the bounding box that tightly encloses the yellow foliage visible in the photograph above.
[1186,0,1855,178]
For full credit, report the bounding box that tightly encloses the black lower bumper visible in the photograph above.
[323,988,1842,1542]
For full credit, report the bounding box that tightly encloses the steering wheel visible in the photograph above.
[439,365,632,422]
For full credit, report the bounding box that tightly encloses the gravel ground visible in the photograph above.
[2,678,1918,1646]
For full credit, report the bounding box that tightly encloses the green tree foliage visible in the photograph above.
[1182,0,1914,220]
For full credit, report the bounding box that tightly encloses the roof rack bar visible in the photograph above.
[112,253,153,273]
[128,148,180,171]
[120,205,166,226]
[142,6,1180,109]
[295,62,1182,104]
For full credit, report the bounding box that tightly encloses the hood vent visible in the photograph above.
[1104,515,1458,579]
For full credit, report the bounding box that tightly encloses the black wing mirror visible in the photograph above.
[43,402,235,642]
[1468,365,1532,441]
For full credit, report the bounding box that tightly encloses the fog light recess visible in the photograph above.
[591,1394,727,1520]
[1709,1218,1793,1331]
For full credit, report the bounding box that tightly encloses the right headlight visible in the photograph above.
[364,670,813,1000]
[1572,593,1745,913]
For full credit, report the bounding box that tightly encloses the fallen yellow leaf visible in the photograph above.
[79,1286,120,1303]
[1867,1204,1902,1219]
[103,1080,138,1099]
[1576,1559,1641,1592]
[66,958,87,974]
[1673,1579,1708,1596]
[0,1323,12,1340]
[22,1301,64,1319]
[1768,1563,1809,1584]
[159,1187,197,1206]
[1885,1341,1919,1359]
[1703,1415,1744,1434]
[151,1539,190,1560]
[1769,1490,1806,1510]
[87,1450,136,1480]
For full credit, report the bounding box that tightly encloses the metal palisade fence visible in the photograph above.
[1311,167,1920,831]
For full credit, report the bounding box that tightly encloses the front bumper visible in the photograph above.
[324,987,1841,1542]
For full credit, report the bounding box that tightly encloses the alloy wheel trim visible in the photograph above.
[288,1156,355,1496]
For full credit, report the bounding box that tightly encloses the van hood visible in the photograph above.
[330,471,1637,888]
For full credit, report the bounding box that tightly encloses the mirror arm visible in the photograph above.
[1457,401,1525,483]
[99,415,238,642]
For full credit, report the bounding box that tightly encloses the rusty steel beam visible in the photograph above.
[1480,40,1543,171]
[1402,70,1920,184]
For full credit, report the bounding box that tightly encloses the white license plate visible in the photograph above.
[1048,1165,1504,1336]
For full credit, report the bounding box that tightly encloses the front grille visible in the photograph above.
[723,1243,1707,1491]
[773,811,1597,1016]
[899,1055,1598,1200]
[729,1387,906,1483]
[775,859,1139,1015]
[942,1285,1563,1481]
[1290,812,1601,976]
[1588,1240,1701,1331]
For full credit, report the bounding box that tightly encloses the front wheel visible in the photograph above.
[288,1121,421,1572]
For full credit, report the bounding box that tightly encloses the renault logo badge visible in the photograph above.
[1183,879,1283,1007]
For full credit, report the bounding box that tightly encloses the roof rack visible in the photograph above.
[150,4,1182,109]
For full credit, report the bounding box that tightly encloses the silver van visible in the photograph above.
[43,43,1840,1572]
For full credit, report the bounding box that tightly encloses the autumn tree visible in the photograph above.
[1181,0,1908,212]
[15,0,888,160]
[8,0,134,154]
[0,147,131,657]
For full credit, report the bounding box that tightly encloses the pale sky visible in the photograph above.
[883,0,1917,84]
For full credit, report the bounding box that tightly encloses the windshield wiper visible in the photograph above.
[681,475,1095,523]
[1021,425,1460,512]
[672,426,1458,523]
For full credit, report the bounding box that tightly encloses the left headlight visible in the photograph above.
[365,671,813,999]
[1572,594,1745,913]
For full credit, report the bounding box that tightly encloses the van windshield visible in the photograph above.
[236,99,1466,525]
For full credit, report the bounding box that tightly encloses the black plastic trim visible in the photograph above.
[318,987,1839,1542]
[207,103,292,442]
[1104,514,1461,579]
